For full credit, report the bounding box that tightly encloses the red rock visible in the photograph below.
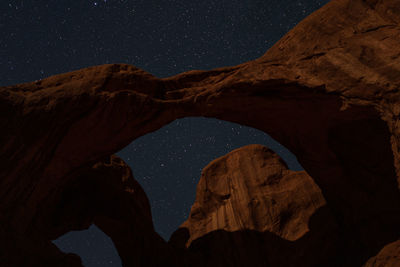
[170,144,339,266]
[173,145,327,245]
[0,0,399,266]
[364,240,400,267]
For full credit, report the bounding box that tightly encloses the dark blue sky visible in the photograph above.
[1,0,329,266]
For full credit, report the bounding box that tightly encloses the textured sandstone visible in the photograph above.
[174,144,328,245]
[364,240,400,267]
[170,144,338,266]
[0,0,399,266]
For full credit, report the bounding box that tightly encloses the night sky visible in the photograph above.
[1,0,329,266]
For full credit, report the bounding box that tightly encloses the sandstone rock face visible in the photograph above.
[173,144,328,245]
[170,144,338,267]
[364,240,400,267]
[0,0,399,266]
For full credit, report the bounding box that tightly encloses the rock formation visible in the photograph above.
[364,240,400,267]
[172,144,328,246]
[0,0,399,266]
[0,155,177,266]
[33,154,179,267]
[169,144,339,267]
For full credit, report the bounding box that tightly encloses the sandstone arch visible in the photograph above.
[0,0,399,266]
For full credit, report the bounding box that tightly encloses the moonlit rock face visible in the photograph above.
[176,144,327,246]
[169,144,338,266]
[364,240,400,267]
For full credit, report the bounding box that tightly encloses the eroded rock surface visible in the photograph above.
[0,0,399,266]
[172,145,328,245]
[364,240,400,267]
[170,144,339,267]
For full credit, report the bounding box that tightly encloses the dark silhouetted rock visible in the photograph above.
[3,155,179,266]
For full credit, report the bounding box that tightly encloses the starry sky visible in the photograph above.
[1,0,329,266]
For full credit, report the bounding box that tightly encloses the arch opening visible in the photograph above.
[41,79,399,267]
[52,117,304,265]
[116,117,303,240]
[52,225,122,267]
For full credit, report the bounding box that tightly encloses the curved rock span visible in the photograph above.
[0,0,399,266]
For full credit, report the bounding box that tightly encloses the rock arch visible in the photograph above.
[0,0,399,266]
